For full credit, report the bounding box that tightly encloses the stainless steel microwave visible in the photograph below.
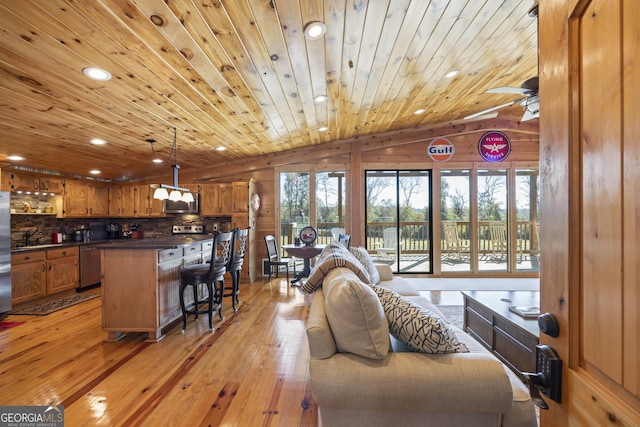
[163,193,199,214]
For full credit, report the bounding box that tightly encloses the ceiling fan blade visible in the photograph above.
[464,99,523,120]
[487,86,531,95]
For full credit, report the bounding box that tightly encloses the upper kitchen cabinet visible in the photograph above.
[109,184,136,217]
[135,185,165,217]
[63,180,109,217]
[2,171,63,193]
[232,182,249,213]
[200,183,233,216]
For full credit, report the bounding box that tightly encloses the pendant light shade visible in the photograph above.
[153,187,169,200]
[169,189,183,202]
[181,192,194,203]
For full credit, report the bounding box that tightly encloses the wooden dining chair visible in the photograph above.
[264,234,295,282]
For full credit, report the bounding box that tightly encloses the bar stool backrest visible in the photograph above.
[228,228,249,271]
[207,231,233,279]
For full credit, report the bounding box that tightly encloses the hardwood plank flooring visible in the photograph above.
[0,279,318,426]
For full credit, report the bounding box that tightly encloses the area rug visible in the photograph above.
[11,293,100,316]
[0,321,26,332]
[435,305,464,330]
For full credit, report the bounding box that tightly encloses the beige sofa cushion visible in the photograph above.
[301,243,371,293]
[323,268,390,359]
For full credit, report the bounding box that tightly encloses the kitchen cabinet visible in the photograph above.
[11,246,79,305]
[64,180,109,217]
[2,172,63,193]
[109,184,136,217]
[200,183,232,216]
[11,251,47,305]
[232,181,249,213]
[135,185,165,217]
[46,247,79,294]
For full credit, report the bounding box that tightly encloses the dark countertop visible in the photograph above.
[95,234,215,250]
[11,239,114,253]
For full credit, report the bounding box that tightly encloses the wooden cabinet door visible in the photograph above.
[200,184,220,216]
[64,180,90,217]
[11,252,47,305]
[135,185,165,217]
[218,183,233,215]
[109,184,136,217]
[46,256,79,294]
[232,182,249,213]
[90,184,110,216]
[157,258,183,328]
[39,177,63,193]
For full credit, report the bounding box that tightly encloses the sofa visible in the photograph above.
[305,253,537,427]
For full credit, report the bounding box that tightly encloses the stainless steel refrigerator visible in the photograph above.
[0,192,11,319]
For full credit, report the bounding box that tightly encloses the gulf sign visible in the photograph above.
[478,131,511,162]
[427,137,455,162]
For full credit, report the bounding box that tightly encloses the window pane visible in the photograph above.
[515,169,540,272]
[441,170,471,272]
[279,172,310,247]
[316,171,346,245]
[478,169,508,271]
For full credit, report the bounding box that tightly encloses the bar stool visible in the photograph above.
[179,231,233,333]
[225,228,248,312]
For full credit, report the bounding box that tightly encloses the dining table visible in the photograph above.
[283,243,326,283]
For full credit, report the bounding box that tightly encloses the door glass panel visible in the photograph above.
[365,170,431,273]
[515,169,540,272]
[441,170,471,272]
[316,171,346,245]
[279,172,310,249]
[478,169,508,271]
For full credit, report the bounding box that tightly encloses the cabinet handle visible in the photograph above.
[25,256,30,260]
[49,264,52,271]
[42,264,46,272]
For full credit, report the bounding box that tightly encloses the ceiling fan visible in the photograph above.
[464,76,540,122]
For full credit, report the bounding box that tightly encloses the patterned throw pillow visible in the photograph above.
[370,284,469,354]
[300,243,371,293]
[349,246,381,285]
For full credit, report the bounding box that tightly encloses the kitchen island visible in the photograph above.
[98,235,214,342]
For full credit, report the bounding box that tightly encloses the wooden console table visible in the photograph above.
[461,291,540,374]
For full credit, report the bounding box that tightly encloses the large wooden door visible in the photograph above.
[539,0,640,425]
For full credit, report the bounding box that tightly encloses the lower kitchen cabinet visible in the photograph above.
[11,246,80,305]
[11,251,47,305]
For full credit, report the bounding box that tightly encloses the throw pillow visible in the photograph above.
[371,284,469,354]
[300,243,370,293]
[323,268,390,359]
[349,246,381,284]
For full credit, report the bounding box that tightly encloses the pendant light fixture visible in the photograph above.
[152,127,193,202]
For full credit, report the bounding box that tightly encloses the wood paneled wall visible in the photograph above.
[185,119,539,270]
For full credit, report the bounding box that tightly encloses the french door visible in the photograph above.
[364,170,432,274]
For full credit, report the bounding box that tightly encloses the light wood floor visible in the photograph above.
[0,278,318,426]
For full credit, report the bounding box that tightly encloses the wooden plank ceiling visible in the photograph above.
[0,0,538,182]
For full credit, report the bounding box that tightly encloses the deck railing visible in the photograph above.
[280,220,539,256]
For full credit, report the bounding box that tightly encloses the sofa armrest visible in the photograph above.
[309,352,514,414]
[306,290,337,359]
[374,264,393,281]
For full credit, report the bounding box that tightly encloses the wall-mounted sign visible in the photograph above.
[427,137,455,162]
[478,131,511,162]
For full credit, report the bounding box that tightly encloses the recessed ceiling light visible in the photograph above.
[318,126,329,132]
[8,155,24,161]
[90,138,107,145]
[83,67,112,81]
[215,146,227,151]
[445,70,460,79]
[314,95,328,103]
[413,108,426,115]
[304,22,326,40]
[152,158,163,164]
[89,170,101,175]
